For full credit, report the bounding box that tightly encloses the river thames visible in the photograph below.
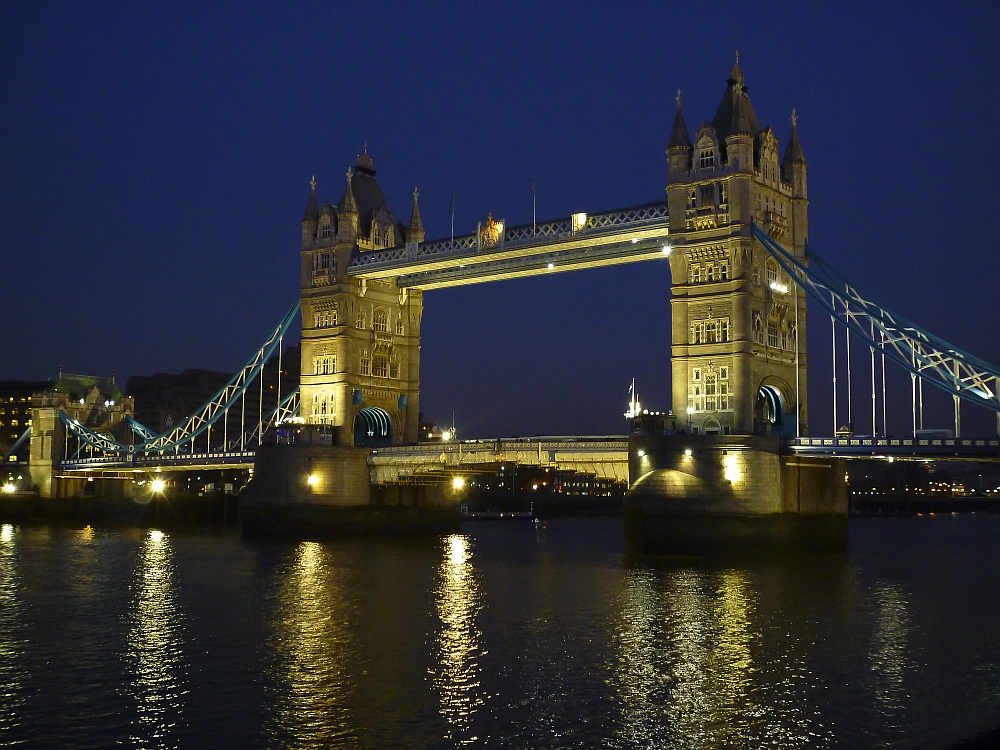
[1,514,999,749]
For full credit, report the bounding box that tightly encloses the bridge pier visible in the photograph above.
[624,434,847,556]
[240,437,460,538]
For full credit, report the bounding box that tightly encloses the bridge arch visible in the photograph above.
[353,406,394,448]
[756,377,796,437]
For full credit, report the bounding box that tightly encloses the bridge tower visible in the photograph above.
[299,149,423,446]
[665,57,809,437]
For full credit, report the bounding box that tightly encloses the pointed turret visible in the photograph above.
[782,108,807,167]
[338,168,359,240]
[667,90,693,183]
[407,187,425,244]
[301,175,319,248]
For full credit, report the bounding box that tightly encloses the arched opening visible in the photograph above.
[354,407,393,448]
[756,383,796,437]
[703,417,722,435]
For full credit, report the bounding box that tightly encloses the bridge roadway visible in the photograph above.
[53,435,999,480]
[346,202,671,289]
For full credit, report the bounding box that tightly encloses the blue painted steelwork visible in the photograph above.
[59,302,300,459]
[786,436,1000,458]
[752,224,1000,416]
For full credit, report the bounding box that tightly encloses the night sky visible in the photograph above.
[3,2,998,438]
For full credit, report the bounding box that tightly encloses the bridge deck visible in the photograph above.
[786,436,1000,459]
[346,202,670,289]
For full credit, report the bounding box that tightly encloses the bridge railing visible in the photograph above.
[786,436,1000,455]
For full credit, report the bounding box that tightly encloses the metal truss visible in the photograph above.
[61,301,301,457]
[752,223,1000,415]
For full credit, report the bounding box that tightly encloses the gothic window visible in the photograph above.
[360,351,371,376]
[371,223,381,246]
[705,373,717,410]
[706,320,718,343]
[766,259,778,287]
[787,321,797,350]
[752,261,762,286]
[692,368,702,382]
[687,189,697,209]
[690,263,703,283]
[372,308,390,333]
[315,308,337,328]
[699,184,714,206]
[313,355,335,375]
[719,379,730,410]
[719,260,730,281]
[719,318,730,342]
[389,357,400,379]
[395,317,404,335]
[752,310,765,345]
[699,145,715,169]
[356,309,366,329]
[719,182,729,205]
[767,321,779,348]
[690,321,705,344]
[321,219,331,239]
[372,354,388,378]
[707,264,719,282]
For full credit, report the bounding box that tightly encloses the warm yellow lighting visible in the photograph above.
[637,450,645,457]
[1,482,16,494]
[687,406,694,415]
[306,474,319,487]
[150,479,166,493]
[547,262,555,269]
[723,454,739,483]
[684,448,693,456]
[662,243,671,255]
[452,476,466,490]
[441,430,452,442]
[631,237,639,244]
[149,529,164,543]
[571,212,587,232]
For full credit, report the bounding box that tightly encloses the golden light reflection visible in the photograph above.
[432,533,483,746]
[0,522,25,734]
[614,567,761,747]
[269,541,356,745]
[78,524,94,542]
[125,529,186,747]
[869,582,912,714]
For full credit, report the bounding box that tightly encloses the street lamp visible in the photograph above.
[687,406,694,433]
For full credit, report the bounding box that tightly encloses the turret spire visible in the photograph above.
[407,186,425,243]
[667,89,693,150]
[302,175,319,222]
[782,107,807,166]
[342,168,358,215]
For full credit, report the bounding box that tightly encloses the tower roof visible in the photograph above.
[667,90,692,150]
[337,147,395,238]
[302,175,319,222]
[711,53,762,141]
[782,109,807,166]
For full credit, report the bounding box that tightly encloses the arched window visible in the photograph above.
[372,309,390,333]
[372,354,388,378]
[699,145,715,169]
[766,259,778,287]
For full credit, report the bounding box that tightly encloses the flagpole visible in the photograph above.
[531,176,536,235]
[450,192,455,241]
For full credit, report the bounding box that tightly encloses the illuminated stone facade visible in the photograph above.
[666,58,809,437]
[299,150,423,446]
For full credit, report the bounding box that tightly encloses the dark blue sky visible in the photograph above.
[3,2,998,437]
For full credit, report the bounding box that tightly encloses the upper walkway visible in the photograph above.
[347,202,670,289]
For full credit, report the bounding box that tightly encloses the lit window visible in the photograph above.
[356,310,366,329]
[699,146,715,169]
[372,355,388,378]
[360,352,371,376]
[372,309,389,333]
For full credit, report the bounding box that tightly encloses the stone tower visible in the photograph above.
[665,58,809,437]
[299,148,423,446]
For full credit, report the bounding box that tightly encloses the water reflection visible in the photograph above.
[0,524,26,735]
[869,582,912,716]
[267,541,358,747]
[124,529,187,748]
[432,534,483,746]
[614,565,827,748]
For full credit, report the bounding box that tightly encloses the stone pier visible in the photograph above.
[624,434,847,555]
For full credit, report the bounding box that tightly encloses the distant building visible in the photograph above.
[0,379,52,461]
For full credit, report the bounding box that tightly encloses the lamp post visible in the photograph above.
[687,406,694,433]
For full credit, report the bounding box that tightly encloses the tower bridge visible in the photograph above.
[13,58,1000,550]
